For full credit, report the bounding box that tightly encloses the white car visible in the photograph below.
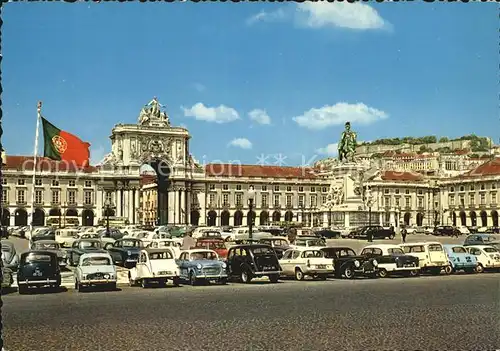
[400,242,452,275]
[148,239,182,257]
[290,237,326,250]
[128,248,181,288]
[74,252,117,292]
[457,226,471,235]
[133,231,162,247]
[54,228,79,248]
[192,227,216,239]
[279,248,334,281]
[405,227,417,235]
[466,245,500,272]
[122,225,141,236]
[360,244,420,278]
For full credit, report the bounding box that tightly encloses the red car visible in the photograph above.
[195,237,228,259]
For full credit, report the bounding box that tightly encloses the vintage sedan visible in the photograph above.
[107,238,143,268]
[177,249,228,285]
[148,239,182,258]
[320,247,379,279]
[67,239,107,266]
[443,244,477,273]
[1,241,19,270]
[75,252,117,292]
[31,240,67,267]
[400,242,452,275]
[360,244,420,278]
[258,237,291,259]
[279,248,334,281]
[17,251,61,294]
[466,245,500,272]
[194,237,228,259]
[226,244,281,283]
[129,248,180,288]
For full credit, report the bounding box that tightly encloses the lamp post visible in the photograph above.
[328,203,332,228]
[365,186,374,228]
[248,185,255,240]
[104,198,113,237]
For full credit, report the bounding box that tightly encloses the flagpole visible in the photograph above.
[29,101,42,243]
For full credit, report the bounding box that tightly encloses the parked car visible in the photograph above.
[258,237,291,259]
[457,226,471,235]
[195,237,228,259]
[148,239,182,257]
[466,245,500,273]
[258,226,285,237]
[1,241,19,270]
[226,244,281,283]
[314,229,341,239]
[97,228,124,240]
[400,242,452,275]
[17,251,61,294]
[320,247,379,279]
[32,228,56,242]
[130,231,159,247]
[405,227,418,235]
[177,249,228,285]
[74,252,117,292]
[290,236,326,249]
[31,240,67,267]
[129,248,180,288]
[54,228,80,248]
[279,248,334,281]
[357,226,395,240]
[433,226,460,237]
[359,244,420,278]
[67,239,107,266]
[463,234,500,250]
[107,238,143,268]
[442,244,477,274]
[477,226,499,234]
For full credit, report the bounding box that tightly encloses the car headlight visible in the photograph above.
[372,259,378,267]
[354,260,360,268]
[104,274,110,279]
[127,250,132,256]
[221,262,227,268]
[196,263,202,270]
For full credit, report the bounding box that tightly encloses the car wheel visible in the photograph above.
[409,270,420,277]
[378,268,388,278]
[268,274,279,283]
[294,268,304,281]
[476,264,484,273]
[444,265,453,275]
[189,272,197,286]
[343,266,354,279]
[241,270,252,284]
[388,234,395,240]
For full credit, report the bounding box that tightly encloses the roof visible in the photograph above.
[143,248,175,254]
[80,252,112,258]
[182,249,215,253]
[205,164,317,179]
[380,171,424,182]
[453,157,500,178]
[21,250,58,257]
[363,244,402,249]
[140,174,157,185]
[4,156,97,173]
[32,240,58,244]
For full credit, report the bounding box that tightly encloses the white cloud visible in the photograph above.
[181,102,240,124]
[193,83,206,92]
[293,102,389,130]
[316,143,339,157]
[248,109,271,125]
[228,138,253,150]
[247,3,390,31]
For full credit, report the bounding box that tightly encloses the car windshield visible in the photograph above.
[157,241,176,247]
[452,247,467,254]
[307,239,326,247]
[24,253,52,263]
[190,251,218,260]
[60,231,77,237]
[272,239,288,246]
[302,250,323,258]
[122,240,140,248]
[82,257,111,266]
[150,251,174,260]
[428,244,443,252]
[252,247,275,256]
[35,242,59,250]
[80,241,101,249]
[484,247,499,253]
[388,248,404,255]
[197,241,225,249]
[339,249,357,257]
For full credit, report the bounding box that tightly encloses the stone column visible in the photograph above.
[344,212,350,228]
[199,191,207,226]
[180,187,186,225]
[123,189,129,223]
[116,189,122,217]
[96,187,103,222]
[389,211,395,226]
[186,185,191,225]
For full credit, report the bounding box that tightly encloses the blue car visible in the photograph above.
[443,244,477,273]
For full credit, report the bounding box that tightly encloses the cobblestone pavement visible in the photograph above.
[2,274,499,351]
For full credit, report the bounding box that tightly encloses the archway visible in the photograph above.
[234,210,243,227]
[14,208,28,226]
[220,211,230,226]
[66,209,78,217]
[404,212,411,226]
[480,210,488,227]
[492,210,499,227]
[1,208,10,226]
[284,211,294,222]
[452,212,457,227]
[207,210,217,227]
[260,211,269,226]
[146,159,171,226]
[247,210,256,226]
[49,208,61,217]
[459,211,466,226]
[272,211,281,223]
[190,210,200,226]
[416,212,424,227]
[82,209,94,227]
[470,211,477,227]
[32,208,45,227]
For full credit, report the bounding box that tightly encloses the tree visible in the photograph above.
[439,137,449,143]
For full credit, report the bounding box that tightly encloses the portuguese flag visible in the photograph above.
[41,117,91,167]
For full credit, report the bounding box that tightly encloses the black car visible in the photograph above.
[107,238,143,267]
[320,247,378,279]
[258,237,291,259]
[433,226,460,237]
[315,229,341,239]
[67,239,107,266]
[226,244,281,283]
[17,251,61,294]
[355,226,395,240]
[359,246,420,278]
[463,234,500,250]
[32,228,56,242]
[98,228,124,240]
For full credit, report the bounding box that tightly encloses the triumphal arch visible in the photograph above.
[96,97,206,226]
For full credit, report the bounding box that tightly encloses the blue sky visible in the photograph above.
[3,2,498,167]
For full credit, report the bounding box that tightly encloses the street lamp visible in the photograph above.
[104,198,114,237]
[365,186,374,227]
[328,203,333,228]
[248,185,255,240]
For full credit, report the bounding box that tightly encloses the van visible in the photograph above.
[400,242,451,275]
[55,229,79,248]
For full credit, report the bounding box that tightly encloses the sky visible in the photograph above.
[2,2,498,167]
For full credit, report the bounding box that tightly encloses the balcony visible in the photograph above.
[260,204,269,209]
[235,204,244,210]
[16,200,27,206]
[51,201,60,206]
[273,204,281,209]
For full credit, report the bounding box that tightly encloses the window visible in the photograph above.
[286,186,292,192]
[311,187,316,192]
[322,195,327,204]
[274,185,280,192]
[52,179,59,187]
[298,186,304,192]
[395,189,400,195]
[35,190,43,204]
[405,197,411,207]
[222,184,229,191]
[492,183,497,190]
[261,194,268,207]
[84,180,92,188]
[35,179,42,186]
[322,187,327,193]
[405,189,410,195]
[480,184,485,191]
[449,195,455,206]
[223,194,229,206]
[450,187,455,192]
[236,194,242,206]
[17,179,25,186]
[417,189,423,195]
[236,184,242,191]
[298,195,304,207]
[209,193,216,206]
[286,195,292,207]
[395,197,400,207]
[470,184,475,191]
[1,178,6,185]
[384,189,389,194]
[68,190,76,204]
[84,191,93,205]
[69,180,76,187]
[459,186,465,192]
[17,189,25,203]
[469,194,475,206]
[209,184,215,191]
[52,190,60,204]
[491,192,497,204]
[274,194,280,207]
[480,193,485,205]
[384,196,391,207]
[310,195,317,207]
[105,192,112,203]
[459,195,465,206]
[262,185,267,191]
[1,189,7,204]
[417,197,423,208]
